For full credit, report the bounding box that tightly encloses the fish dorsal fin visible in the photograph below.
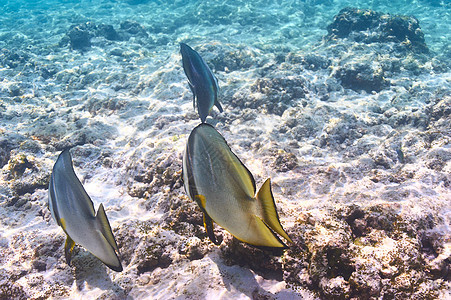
[255,179,292,243]
[59,149,96,217]
[96,204,119,252]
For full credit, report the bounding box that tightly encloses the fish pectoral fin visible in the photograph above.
[96,203,120,253]
[203,213,220,245]
[194,194,207,210]
[64,235,76,265]
[194,195,220,245]
[256,179,293,243]
[60,217,67,230]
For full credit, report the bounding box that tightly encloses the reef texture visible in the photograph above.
[0,1,450,299]
[326,7,429,53]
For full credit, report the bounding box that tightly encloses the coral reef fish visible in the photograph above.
[180,43,223,123]
[183,124,292,248]
[48,149,122,272]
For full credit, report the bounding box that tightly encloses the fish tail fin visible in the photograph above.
[251,215,287,248]
[64,235,75,265]
[96,204,123,272]
[256,179,293,243]
[96,204,120,252]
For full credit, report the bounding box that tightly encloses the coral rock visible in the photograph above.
[326,7,428,53]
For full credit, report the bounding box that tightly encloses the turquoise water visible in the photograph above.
[1,0,450,51]
[0,0,450,299]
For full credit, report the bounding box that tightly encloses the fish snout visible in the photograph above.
[180,43,191,56]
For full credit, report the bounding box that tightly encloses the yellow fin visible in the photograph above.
[195,195,220,245]
[231,159,255,198]
[244,215,286,248]
[195,194,207,209]
[60,218,66,230]
[256,179,293,243]
[96,203,119,252]
[64,235,75,265]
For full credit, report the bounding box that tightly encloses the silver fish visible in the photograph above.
[183,124,292,248]
[180,43,223,123]
[48,149,122,271]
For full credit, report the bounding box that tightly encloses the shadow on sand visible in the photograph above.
[210,251,304,300]
[71,248,126,298]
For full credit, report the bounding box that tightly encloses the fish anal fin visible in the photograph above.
[213,82,223,113]
[256,179,293,243]
[96,203,120,252]
[64,235,75,265]
[215,99,223,113]
[188,82,196,109]
[203,213,220,245]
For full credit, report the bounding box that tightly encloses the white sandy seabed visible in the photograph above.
[0,0,450,299]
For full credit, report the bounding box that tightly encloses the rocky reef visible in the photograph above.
[0,1,449,299]
[283,205,449,299]
[60,20,150,51]
[326,7,429,54]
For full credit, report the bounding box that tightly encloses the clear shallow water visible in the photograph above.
[0,0,450,299]
[1,0,450,51]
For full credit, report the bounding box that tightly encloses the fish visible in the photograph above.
[182,123,292,248]
[48,149,122,272]
[180,43,223,123]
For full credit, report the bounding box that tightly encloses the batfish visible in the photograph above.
[180,43,223,123]
[48,149,122,272]
[183,124,292,248]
